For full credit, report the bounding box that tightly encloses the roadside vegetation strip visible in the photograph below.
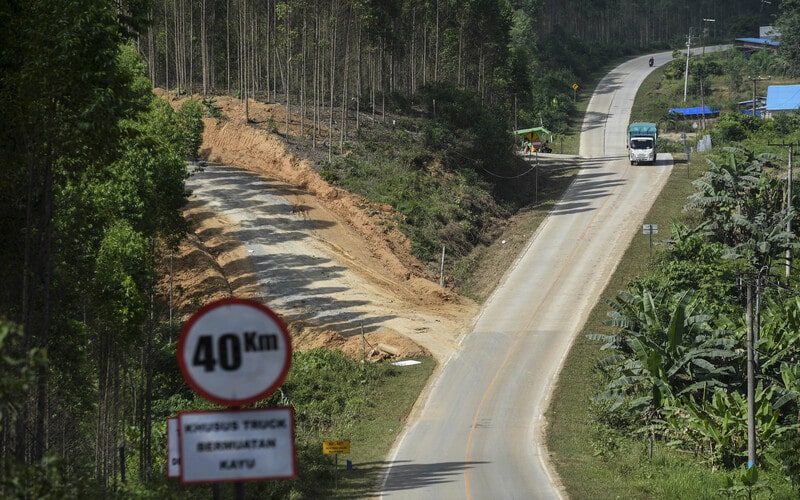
[547,50,800,498]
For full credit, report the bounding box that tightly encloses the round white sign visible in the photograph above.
[178,298,292,406]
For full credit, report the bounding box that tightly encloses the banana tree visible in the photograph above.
[685,145,784,251]
[589,288,737,417]
[665,381,788,468]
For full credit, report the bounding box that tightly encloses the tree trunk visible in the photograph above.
[285,2,290,136]
[201,0,208,94]
[328,0,336,162]
[339,8,350,151]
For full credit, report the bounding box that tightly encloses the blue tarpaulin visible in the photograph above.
[668,106,719,118]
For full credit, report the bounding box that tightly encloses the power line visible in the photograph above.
[449,148,539,179]
[481,163,538,179]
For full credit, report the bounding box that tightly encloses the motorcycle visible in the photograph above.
[648,57,654,67]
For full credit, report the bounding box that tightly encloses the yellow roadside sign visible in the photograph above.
[323,440,351,455]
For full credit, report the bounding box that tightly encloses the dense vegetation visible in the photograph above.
[0,0,205,495]
[4,0,800,498]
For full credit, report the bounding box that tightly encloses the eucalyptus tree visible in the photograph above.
[0,0,200,491]
[0,0,136,465]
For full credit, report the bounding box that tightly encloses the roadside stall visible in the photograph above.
[514,127,552,153]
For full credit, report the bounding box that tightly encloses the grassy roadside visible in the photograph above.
[331,357,436,498]
[545,157,716,498]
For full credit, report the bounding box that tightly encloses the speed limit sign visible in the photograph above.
[178,298,292,406]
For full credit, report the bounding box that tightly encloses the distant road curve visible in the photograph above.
[379,50,682,499]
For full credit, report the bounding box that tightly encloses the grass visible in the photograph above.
[322,357,436,498]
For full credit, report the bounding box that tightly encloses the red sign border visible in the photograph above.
[178,297,292,406]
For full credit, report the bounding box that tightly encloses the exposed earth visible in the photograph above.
[158,91,491,362]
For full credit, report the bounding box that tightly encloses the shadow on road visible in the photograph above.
[592,71,624,96]
[333,459,489,498]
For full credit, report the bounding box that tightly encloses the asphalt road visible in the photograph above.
[379,51,677,499]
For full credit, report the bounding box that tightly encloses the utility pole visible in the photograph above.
[743,274,756,468]
[749,76,771,117]
[739,268,782,468]
[683,33,692,102]
[768,141,798,284]
[700,19,715,130]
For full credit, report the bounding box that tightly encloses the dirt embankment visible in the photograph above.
[158,92,478,361]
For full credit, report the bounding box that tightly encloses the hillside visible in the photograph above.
[160,91,484,361]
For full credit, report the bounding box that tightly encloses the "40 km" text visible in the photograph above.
[192,332,279,371]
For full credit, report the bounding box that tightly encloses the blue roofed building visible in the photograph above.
[735,37,780,54]
[736,27,780,55]
[765,85,800,118]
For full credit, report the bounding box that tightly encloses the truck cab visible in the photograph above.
[628,122,658,165]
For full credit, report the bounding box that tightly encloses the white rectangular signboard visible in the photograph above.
[167,417,181,478]
[178,407,297,484]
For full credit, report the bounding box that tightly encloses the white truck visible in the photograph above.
[628,122,658,165]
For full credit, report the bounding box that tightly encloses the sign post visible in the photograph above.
[167,417,180,478]
[323,441,351,490]
[175,297,295,487]
[643,224,658,256]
